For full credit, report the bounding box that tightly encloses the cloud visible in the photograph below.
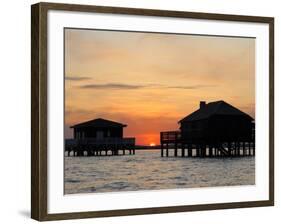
[65,76,91,81]
[80,83,145,89]
[168,84,216,89]
[79,83,216,90]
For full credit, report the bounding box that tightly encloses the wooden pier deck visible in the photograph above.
[65,138,135,156]
[160,131,255,158]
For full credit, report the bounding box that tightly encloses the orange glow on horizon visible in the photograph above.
[150,143,156,147]
[131,133,161,146]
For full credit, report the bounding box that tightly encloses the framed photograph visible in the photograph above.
[31,2,274,221]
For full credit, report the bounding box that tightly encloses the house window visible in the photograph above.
[77,131,81,139]
[96,131,104,139]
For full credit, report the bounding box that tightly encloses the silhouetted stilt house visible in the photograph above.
[65,118,135,156]
[160,101,255,157]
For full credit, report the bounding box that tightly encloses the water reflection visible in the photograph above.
[64,149,255,194]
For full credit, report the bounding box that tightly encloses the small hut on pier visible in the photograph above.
[160,101,255,157]
[71,118,127,140]
[65,118,135,156]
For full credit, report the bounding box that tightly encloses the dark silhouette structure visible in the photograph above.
[65,118,135,156]
[71,118,126,140]
[179,101,254,142]
[160,101,255,157]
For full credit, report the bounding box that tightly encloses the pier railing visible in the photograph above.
[65,137,135,147]
[160,130,255,157]
[160,131,181,143]
[65,137,136,156]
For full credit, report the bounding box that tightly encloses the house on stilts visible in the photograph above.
[160,100,255,157]
[65,118,135,156]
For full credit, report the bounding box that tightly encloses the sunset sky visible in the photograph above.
[64,29,255,145]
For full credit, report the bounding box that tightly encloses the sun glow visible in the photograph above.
[150,143,156,147]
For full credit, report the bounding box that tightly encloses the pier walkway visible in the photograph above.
[160,131,255,157]
[65,138,135,156]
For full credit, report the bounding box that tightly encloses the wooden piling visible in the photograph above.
[187,144,192,157]
[209,145,213,157]
[196,144,200,157]
[202,144,206,157]
[174,142,178,157]
[181,143,185,157]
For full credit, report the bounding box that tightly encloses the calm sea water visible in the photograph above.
[64,149,255,194]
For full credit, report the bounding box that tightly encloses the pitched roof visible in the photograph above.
[70,118,127,128]
[179,100,254,123]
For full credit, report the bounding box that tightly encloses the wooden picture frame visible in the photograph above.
[31,2,274,221]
